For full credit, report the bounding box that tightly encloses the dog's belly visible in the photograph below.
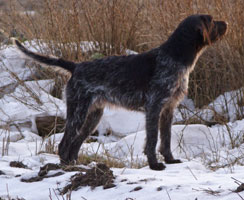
[102,89,146,112]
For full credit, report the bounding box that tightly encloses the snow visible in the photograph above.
[209,88,244,122]
[0,45,31,88]
[19,39,138,57]
[1,42,244,200]
[1,121,244,199]
[0,79,66,127]
[0,150,243,200]
[98,107,145,138]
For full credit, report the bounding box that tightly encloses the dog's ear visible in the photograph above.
[196,24,211,45]
[200,15,213,25]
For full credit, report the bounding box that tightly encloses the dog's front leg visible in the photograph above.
[159,106,181,164]
[144,101,166,170]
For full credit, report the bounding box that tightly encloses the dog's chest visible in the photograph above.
[168,49,204,107]
[169,69,190,108]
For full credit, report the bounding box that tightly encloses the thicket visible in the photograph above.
[1,0,244,109]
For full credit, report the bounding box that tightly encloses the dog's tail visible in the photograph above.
[14,39,76,73]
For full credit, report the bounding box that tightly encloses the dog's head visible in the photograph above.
[197,14,227,45]
[174,14,227,50]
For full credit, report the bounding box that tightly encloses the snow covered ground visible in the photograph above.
[1,124,244,200]
[1,43,244,200]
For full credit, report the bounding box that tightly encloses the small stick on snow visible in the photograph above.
[236,192,244,200]
[232,177,243,186]
[187,166,198,180]
[165,188,172,200]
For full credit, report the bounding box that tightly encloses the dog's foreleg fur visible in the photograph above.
[159,106,181,163]
[144,94,170,170]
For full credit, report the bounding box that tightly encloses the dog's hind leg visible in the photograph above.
[67,107,104,162]
[58,96,92,164]
[159,107,181,164]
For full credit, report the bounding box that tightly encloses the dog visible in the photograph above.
[15,14,227,170]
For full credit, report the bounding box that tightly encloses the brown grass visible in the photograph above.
[1,0,244,110]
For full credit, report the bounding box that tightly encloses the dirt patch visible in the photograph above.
[36,116,65,137]
[234,183,244,193]
[0,170,5,175]
[38,163,61,176]
[10,161,28,169]
[20,163,116,192]
[21,163,63,182]
[130,186,143,192]
[21,171,64,182]
[21,163,87,183]
[61,163,116,194]
[157,186,163,191]
[0,197,26,200]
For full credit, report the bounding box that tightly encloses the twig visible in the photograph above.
[192,187,221,196]
[165,188,172,200]
[236,192,244,200]
[187,166,198,180]
[49,188,53,200]
[232,177,243,186]
[6,184,11,200]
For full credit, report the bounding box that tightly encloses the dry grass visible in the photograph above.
[0,0,244,111]
[77,152,126,168]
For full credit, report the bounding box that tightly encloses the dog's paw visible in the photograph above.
[165,158,182,164]
[149,162,166,171]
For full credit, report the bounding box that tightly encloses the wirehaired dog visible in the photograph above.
[15,14,227,170]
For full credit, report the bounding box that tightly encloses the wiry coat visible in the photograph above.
[15,14,227,170]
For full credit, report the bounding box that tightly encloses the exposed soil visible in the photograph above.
[61,163,116,194]
[38,163,61,176]
[21,163,86,183]
[130,186,143,192]
[35,116,65,137]
[234,183,244,193]
[21,171,64,182]
[0,170,5,175]
[0,197,26,200]
[156,186,163,191]
[10,161,28,169]
[19,163,116,193]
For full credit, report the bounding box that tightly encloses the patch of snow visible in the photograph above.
[0,79,66,127]
[209,88,244,122]
[98,107,145,138]
[0,45,31,88]
[125,49,138,55]
[0,129,23,142]
[21,39,138,57]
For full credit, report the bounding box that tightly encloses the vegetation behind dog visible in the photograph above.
[0,0,243,112]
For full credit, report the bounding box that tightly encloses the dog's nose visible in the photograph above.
[217,21,228,35]
[223,21,228,33]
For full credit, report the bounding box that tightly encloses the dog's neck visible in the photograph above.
[159,30,206,67]
[156,45,207,76]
